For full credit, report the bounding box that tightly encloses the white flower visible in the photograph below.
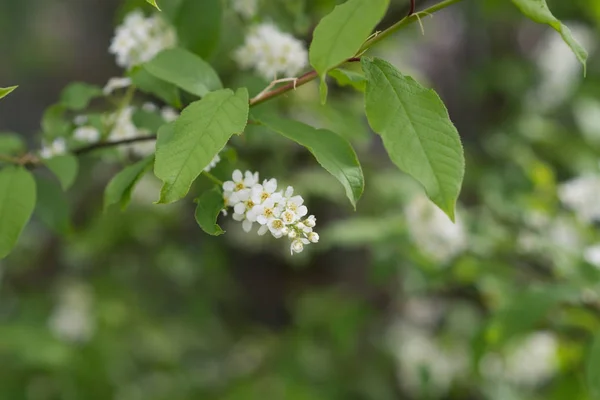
[108,107,155,157]
[109,11,177,69]
[73,126,100,143]
[558,174,600,223]
[290,238,309,254]
[250,197,282,225]
[405,194,467,263]
[142,102,158,112]
[48,283,95,343]
[268,218,287,238]
[251,178,279,204]
[304,215,316,228]
[73,115,88,126]
[40,138,67,159]
[585,245,600,268]
[203,154,221,172]
[282,186,308,217]
[231,0,258,19]
[103,77,132,95]
[233,23,308,80]
[307,232,319,243]
[161,106,179,122]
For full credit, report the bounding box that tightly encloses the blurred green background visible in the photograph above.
[1,0,600,399]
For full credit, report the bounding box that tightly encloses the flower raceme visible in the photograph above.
[222,170,319,255]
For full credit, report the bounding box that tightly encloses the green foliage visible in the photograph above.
[194,187,225,235]
[0,133,25,156]
[129,66,181,108]
[44,154,79,190]
[362,57,464,220]
[0,166,36,259]
[155,88,249,204]
[257,114,364,209]
[172,0,221,59]
[0,85,17,100]
[309,0,389,102]
[35,176,71,235]
[104,156,154,211]
[146,0,160,10]
[588,332,600,399]
[511,0,588,72]
[41,104,70,138]
[59,82,102,110]
[144,47,222,97]
[328,68,366,92]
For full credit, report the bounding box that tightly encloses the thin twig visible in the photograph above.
[73,135,157,155]
[408,0,416,16]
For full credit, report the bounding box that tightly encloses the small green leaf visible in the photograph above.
[309,0,389,101]
[41,104,70,138]
[362,57,464,221]
[174,0,221,58]
[35,177,71,235]
[0,166,36,259]
[328,68,366,92]
[155,88,249,204]
[257,114,364,209]
[132,109,166,132]
[146,0,161,10]
[0,86,18,100]
[194,187,225,236]
[44,154,79,190]
[0,133,26,156]
[104,156,155,211]
[511,0,587,72]
[587,332,600,399]
[144,48,222,97]
[129,66,181,108]
[59,82,102,110]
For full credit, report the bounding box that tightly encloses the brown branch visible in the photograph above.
[408,0,416,16]
[73,134,157,155]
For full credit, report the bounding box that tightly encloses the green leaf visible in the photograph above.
[41,104,70,138]
[155,88,249,204]
[0,133,26,156]
[144,48,222,97]
[511,0,587,72]
[257,114,364,209]
[0,86,18,100]
[328,68,366,92]
[587,332,600,399]
[174,0,221,58]
[59,82,102,111]
[309,0,389,100]
[485,285,575,346]
[0,166,36,259]
[104,156,155,211]
[129,66,181,108]
[146,0,161,10]
[132,109,166,132]
[35,177,71,235]
[194,187,225,236]
[362,57,464,221]
[44,155,79,190]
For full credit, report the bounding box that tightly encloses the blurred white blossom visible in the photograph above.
[388,322,468,397]
[527,23,595,111]
[73,126,100,143]
[585,245,600,268]
[480,332,558,387]
[103,77,132,95]
[405,194,467,263]
[161,106,179,122]
[203,154,221,173]
[558,174,600,223]
[234,23,308,80]
[107,106,155,157]
[222,170,318,254]
[39,138,67,159]
[232,0,258,19]
[109,11,176,69]
[48,282,95,343]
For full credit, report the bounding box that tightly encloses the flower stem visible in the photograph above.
[202,171,223,186]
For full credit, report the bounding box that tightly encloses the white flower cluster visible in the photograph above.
[234,23,308,80]
[40,138,67,159]
[231,0,258,19]
[222,170,318,254]
[103,77,132,95]
[558,174,600,223]
[405,194,468,263]
[480,332,558,387]
[109,11,176,69]
[48,282,95,343]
